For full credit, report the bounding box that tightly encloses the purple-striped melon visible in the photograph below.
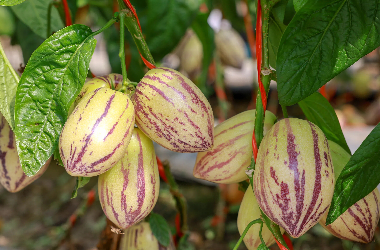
[132,67,214,153]
[193,110,276,184]
[319,140,380,243]
[0,114,51,192]
[120,222,175,250]
[237,185,285,249]
[98,128,159,229]
[253,118,335,238]
[59,87,135,177]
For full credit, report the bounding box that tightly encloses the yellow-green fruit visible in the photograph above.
[69,74,123,114]
[237,185,285,250]
[180,32,203,76]
[133,67,214,153]
[253,118,335,238]
[59,87,135,177]
[98,128,159,229]
[0,114,51,192]
[215,28,246,68]
[319,141,380,243]
[193,110,276,184]
[120,222,176,250]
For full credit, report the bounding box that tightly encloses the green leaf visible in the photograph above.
[268,13,287,68]
[145,0,201,61]
[0,0,24,6]
[14,24,96,176]
[0,40,18,129]
[293,0,308,11]
[54,147,64,167]
[16,20,45,63]
[298,92,350,154]
[11,0,64,39]
[149,212,171,247]
[277,0,380,106]
[257,243,270,250]
[326,123,380,225]
[71,176,91,198]
[0,6,15,36]
[192,12,214,96]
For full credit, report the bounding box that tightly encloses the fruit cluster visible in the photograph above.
[193,116,380,248]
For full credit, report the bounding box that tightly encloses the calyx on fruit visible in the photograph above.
[253,118,335,238]
[120,222,175,250]
[319,140,380,243]
[59,87,135,177]
[132,67,214,153]
[237,185,285,249]
[193,110,276,184]
[0,114,51,192]
[98,128,159,229]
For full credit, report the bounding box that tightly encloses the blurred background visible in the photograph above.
[1,0,380,249]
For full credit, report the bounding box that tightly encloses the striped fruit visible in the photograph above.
[0,114,51,192]
[60,87,135,177]
[98,128,159,229]
[120,222,175,250]
[215,28,246,68]
[180,31,203,76]
[193,110,276,184]
[238,185,285,249]
[69,74,123,114]
[133,67,214,153]
[253,118,335,238]
[319,140,380,243]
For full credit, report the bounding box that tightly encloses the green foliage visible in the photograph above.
[0,6,15,35]
[277,0,380,106]
[0,39,18,129]
[149,212,171,247]
[0,0,24,6]
[71,177,91,198]
[144,0,201,61]
[298,92,350,154]
[326,123,380,224]
[15,20,44,63]
[14,24,96,176]
[293,0,308,11]
[11,0,64,39]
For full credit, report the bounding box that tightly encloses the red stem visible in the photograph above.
[275,234,294,250]
[62,0,72,26]
[156,156,168,183]
[320,85,328,100]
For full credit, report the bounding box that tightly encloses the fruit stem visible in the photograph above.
[232,218,263,250]
[119,12,128,85]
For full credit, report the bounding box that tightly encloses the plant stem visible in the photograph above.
[47,1,54,38]
[232,219,262,250]
[214,53,230,122]
[282,105,288,118]
[119,12,128,84]
[91,17,117,37]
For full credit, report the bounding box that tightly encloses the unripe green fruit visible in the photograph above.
[133,67,214,153]
[215,28,246,68]
[193,110,276,184]
[59,87,135,177]
[69,74,123,114]
[237,185,285,250]
[120,222,176,250]
[180,32,203,76]
[319,141,380,243]
[0,114,51,192]
[98,128,159,229]
[253,118,335,238]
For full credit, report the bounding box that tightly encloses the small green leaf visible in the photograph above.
[145,0,201,61]
[11,0,64,39]
[298,92,350,154]
[277,0,380,106]
[14,24,96,176]
[54,147,64,167]
[0,40,18,129]
[293,0,308,11]
[257,243,270,250]
[326,123,380,225]
[192,12,214,96]
[149,212,171,247]
[71,177,91,198]
[0,0,24,6]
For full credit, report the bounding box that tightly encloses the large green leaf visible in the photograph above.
[0,40,18,129]
[293,0,308,11]
[11,0,64,39]
[16,20,45,63]
[145,0,201,61]
[277,0,380,106]
[192,12,214,96]
[0,0,24,6]
[326,123,380,225]
[298,92,350,154]
[268,14,287,68]
[149,212,171,247]
[14,24,96,176]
